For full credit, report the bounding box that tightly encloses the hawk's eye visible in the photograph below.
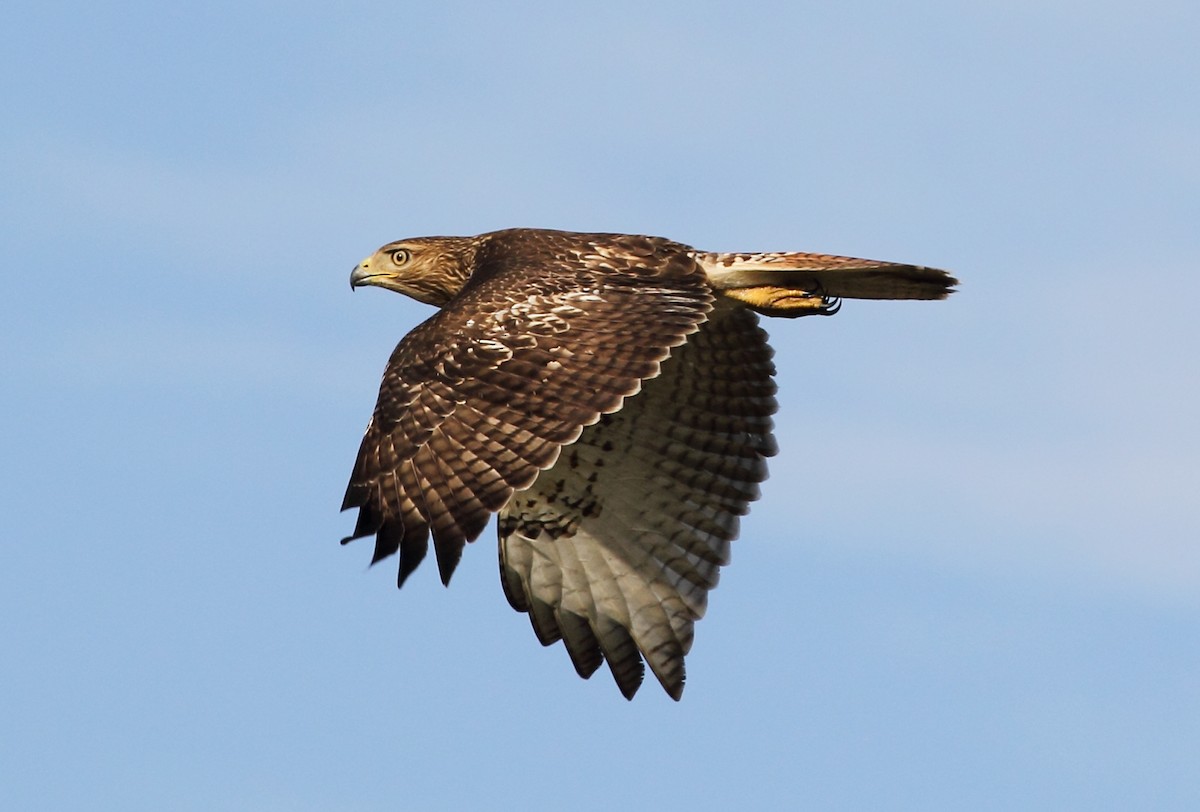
[391,248,411,265]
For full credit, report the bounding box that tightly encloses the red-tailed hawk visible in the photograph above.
[342,228,956,699]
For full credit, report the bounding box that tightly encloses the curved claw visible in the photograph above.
[809,280,841,316]
[819,296,842,316]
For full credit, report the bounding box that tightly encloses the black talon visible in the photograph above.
[809,280,841,316]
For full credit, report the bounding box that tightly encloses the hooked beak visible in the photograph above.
[349,258,379,290]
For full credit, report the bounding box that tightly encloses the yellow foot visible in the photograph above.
[722,286,842,318]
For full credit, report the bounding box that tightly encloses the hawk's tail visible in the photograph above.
[695,250,958,318]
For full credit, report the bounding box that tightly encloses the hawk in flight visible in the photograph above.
[342,228,956,699]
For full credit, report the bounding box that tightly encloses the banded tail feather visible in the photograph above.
[695,250,957,317]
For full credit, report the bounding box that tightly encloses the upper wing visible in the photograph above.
[341,253,714,587]
[498,301,778,699]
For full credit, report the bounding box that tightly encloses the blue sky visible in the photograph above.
[3,1,1198,809]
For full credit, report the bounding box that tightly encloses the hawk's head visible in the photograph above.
[350,236,477,306]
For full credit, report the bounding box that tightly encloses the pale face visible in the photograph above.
[349,238,473,306]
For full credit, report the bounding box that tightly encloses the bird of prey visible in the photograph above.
[342,228,956,699]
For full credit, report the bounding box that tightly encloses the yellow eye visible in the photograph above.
[391,248,411,265]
